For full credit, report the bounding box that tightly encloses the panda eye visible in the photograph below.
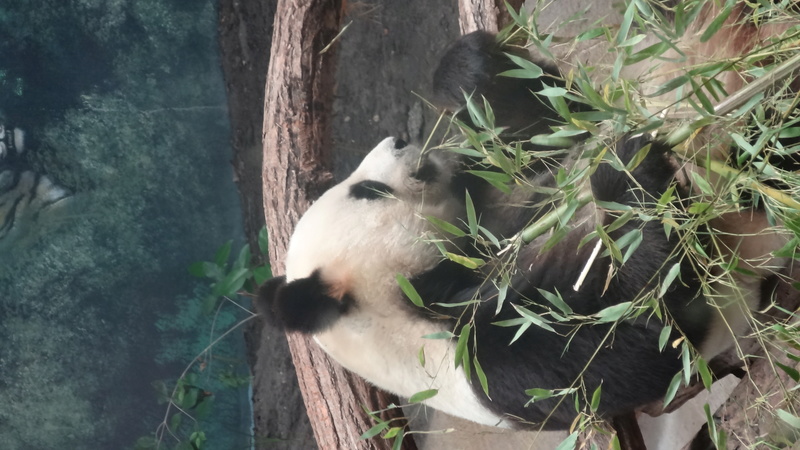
[349,180,394,200]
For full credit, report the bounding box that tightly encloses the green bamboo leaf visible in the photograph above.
[663,372,683,408]
[777,409,800,429]
[445,252,484,269]
[509,322,531,345]
[577,27,606,42]
[616,0,636,46]
[454,324,471,369]
[426,216,466,237]
[465,190,478,236]
[422,331,455,339]
[530,134,577,148]
[465,93,489,129]
[775,361,800,382]
[555,432,579,450]
[658,263,682,298]
[681,342,692,385]
[537,288,573,315]
[690,171,714,196]
[696,357,713,389]
[233,243,251,271]
[658,325,672,352]
[383,427,401,439]
[619,229,643,264]
[360,421,389,440]
[549,94,573,121]
[700,0,734,42]
[396,274,423,307]
[538,86,568,97]
[590,385,602,413]
[498,69,543,79]
[688,202,712,215]
[650,75,690,97]
[409,389,439,403]
[513,304,555,332]
[503,52,544,78]
[474,356,490,397]
[525,388,554,401]
[595,302,632,323]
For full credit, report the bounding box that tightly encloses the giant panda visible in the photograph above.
[259,0,796,433]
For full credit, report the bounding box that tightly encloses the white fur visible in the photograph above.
[285,137,508,427]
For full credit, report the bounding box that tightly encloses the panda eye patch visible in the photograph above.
[349,180,394,200]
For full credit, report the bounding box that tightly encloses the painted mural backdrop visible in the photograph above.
[0,1,253,448]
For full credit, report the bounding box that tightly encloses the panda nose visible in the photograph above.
[393,138,408,150]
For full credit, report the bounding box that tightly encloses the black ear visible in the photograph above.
[591,135,674,206]
[255,275,287,323]
[432,31,569,137]
[269,271,351,334]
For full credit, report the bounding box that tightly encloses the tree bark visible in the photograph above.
[458,0,523,33]
[218,0,318,447]
[261,1,415,449]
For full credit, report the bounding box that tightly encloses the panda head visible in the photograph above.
[282,137,463,314]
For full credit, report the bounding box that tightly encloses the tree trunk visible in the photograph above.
[261,1,415,448]
[218,0,318,447]
[458,0,523,33]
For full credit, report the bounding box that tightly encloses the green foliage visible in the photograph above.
[0,1,244,449]
[150,235,270,450]
[406,0,800,444]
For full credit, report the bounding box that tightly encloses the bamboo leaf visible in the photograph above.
[537,288,573,315]
[777,409,800,429]
[426,216,466,237]
[696,357,713,389]
[474,356,490,397]
[503,52,544,78]
[465,190,478,236]
[595,302,632,323]
[658,325,672,352]
[590,385,602,413]
[396,274,423,307]
[663,372,683,408]
[658,263,682,298]
[700,0,734,43]
[445,252,484,269]
[454,324,471,369]
[409,389,439,404]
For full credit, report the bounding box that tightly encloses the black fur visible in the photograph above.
[258,271,352,333]
[432,30,572,137]
[349,180,394,200]
[260,32,721,431]
[417,135,705,429]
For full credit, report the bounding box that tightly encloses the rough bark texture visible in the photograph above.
[218,0,316,448]
[458,0,523,33]
[260,1,417,449]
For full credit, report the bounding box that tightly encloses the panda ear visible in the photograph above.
[253,276,286,322]
[262,271,351,334]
